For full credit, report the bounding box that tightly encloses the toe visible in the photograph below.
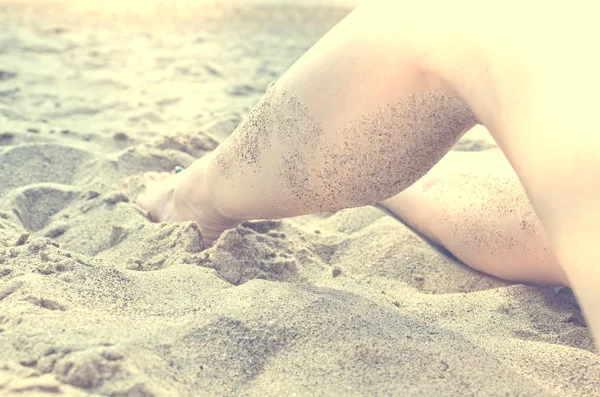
[123,175,141,189]
[144,172,171,182]
[144,172,161,182]
[156,172,171,181]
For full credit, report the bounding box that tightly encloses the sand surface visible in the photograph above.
[0,1,599,396]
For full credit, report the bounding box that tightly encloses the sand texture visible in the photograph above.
[0,2,599,396]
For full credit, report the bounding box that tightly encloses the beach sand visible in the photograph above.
[0,1,598,396]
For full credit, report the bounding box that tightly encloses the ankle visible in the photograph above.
[172,158,240,236]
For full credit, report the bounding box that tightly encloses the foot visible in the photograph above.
[126,155,240,247]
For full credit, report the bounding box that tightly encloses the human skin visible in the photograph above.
[136,0,600,349]
[380,148,569,287]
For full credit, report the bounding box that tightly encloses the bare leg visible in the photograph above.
[380,146,569,286]
[425,1,600,347]
[137,4,477,243]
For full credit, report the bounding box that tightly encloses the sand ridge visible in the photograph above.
[0,2,599,396]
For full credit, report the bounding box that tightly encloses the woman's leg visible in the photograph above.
[380,145,569,286]
[427,0,600,346]
[137,3,478,244]
[482,44,600,349]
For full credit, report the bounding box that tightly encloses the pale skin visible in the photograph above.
[132,0,600,350]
